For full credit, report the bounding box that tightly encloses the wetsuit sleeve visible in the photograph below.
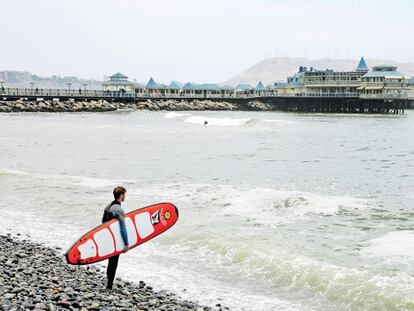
[102,205,110,223]
[111,205,129,246]
[102,211,107,224]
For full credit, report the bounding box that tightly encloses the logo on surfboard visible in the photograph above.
[165,211,171,220]
[151,210,160,225]
[151,209,172,226]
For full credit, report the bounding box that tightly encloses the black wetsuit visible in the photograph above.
[102,200,129,289]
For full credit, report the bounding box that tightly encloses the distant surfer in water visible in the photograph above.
[102,186,129,290]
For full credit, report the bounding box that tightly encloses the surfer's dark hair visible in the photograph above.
[113,186,126,199]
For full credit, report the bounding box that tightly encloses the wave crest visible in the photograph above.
[185,116,252,126]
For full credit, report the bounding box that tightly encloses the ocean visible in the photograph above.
[1,110,413,310]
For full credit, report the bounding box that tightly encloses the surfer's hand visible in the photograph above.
[123,245,129,253]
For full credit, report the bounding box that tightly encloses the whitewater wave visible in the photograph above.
[184,115,252,126]
[262,119,296,125]
[127,183,370,227]
[155,220,414,311]
[362,231,414,259]
[164,112,191,119]
[208,185,369,225]
[0,168,31,176]
[0,167,134,188]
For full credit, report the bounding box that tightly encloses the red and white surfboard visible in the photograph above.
[66,202,178,265]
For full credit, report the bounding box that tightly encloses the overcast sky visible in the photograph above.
[1,0,413,83]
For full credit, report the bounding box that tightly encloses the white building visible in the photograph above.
[359,65,408,99]
[102,73,135,92]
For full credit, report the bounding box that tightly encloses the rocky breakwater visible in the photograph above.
[0,235,227,311]
[0,99,273,112]
[0,99,250,112]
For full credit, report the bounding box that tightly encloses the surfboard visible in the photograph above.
[65,202,178,265]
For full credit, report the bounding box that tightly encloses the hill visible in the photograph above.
[0,71,102,90]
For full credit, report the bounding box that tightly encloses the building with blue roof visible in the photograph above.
[236,83,254,90]
[273,57,406,98]
[360,65,407,99]
[301,62,364,97]
[145,77,160,89]
[168,81,181,90]
[181,82,235,98]
[256,81,265,90]
[355,57,369,73]
[102,72,135,92]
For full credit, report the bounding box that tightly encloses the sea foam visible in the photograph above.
[164,112,191,119]
[0,167,134,188]
[184,115,252,126]
[362,231,414,259]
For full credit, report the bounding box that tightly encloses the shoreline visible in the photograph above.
[0,234,225,311]
[0,99,272,113]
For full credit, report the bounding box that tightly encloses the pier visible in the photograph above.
[0,87,410,114]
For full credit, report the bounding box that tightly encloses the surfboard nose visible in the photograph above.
[174,204,179,219]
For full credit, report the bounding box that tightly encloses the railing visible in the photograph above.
[359,93,408,99]
[264,92,359,98]
[360,82,407,88]
[0,88,136,98]
[304,81,360,86]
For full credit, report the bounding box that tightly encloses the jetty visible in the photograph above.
[0,87,410,114]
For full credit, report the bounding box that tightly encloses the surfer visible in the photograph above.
[102,186,129,290]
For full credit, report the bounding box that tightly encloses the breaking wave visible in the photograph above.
[164,112,192,119]
[184,115,253,126]
[0,167,134,188]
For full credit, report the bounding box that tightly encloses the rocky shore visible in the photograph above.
[0,99,273,113]
[0,235,225,311]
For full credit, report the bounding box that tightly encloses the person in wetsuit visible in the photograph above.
[102,186,129,290]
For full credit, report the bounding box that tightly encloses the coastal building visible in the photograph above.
[275,57,407,100]
[300,58,367,97]
[163,81,181,97]
[359,65,407,99]
[355,57,369,73]
[256,81,265,90]
[144,77,165,96]
[255,81,265,96]
[99,57,407,103]
[284,69,306,95]
[182,83,233,98]
[102,72,135,92]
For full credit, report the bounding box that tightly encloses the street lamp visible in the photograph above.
[68,83,72,94]
[83,83,87,91]
[30,82,34,91]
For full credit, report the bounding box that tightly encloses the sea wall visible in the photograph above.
[0,99,273,112]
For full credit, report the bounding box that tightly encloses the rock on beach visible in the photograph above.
[0,234,228,311]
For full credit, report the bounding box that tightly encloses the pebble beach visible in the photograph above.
[0,234,223,311]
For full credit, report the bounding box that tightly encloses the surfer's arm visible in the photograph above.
[112,206,129,246]
[101,211,107,223]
